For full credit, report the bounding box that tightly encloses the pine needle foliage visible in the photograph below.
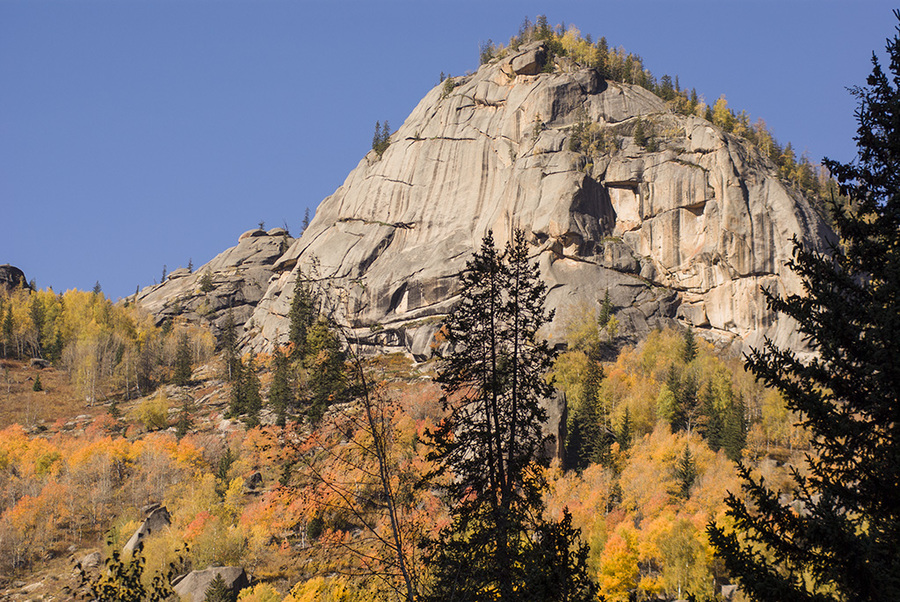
[708,15,900,601]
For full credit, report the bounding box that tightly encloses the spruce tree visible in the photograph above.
[597,288,613,328]
[3,306,14,358]
[565,352,606,471]
[239,353,262,427]
[721,394,746,462]
[173,330,192,386]
[304,318,345,422]
[673,446,696,500]
[682,327,698,363]
[30,296,45,357]
[708,16,900,600]
[616,406,633,452]
[268,345,293,426]
[220,308,240,382]
[288,272,318,360]
[700,381,724,451]
[425,229,595,602]
[203,574,235,602]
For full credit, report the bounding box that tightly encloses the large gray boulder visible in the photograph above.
[123,505,171,554]
[173,566,249,602]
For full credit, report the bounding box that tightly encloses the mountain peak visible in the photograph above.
[142,49,833,358]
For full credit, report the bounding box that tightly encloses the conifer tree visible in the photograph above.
[597,288,613,328]
[173,330,192,386]
[709,16,900,600]
[220,309,240,382]
[239,353,262,426]
[565,351,607,470]
[701,382,724,451]
[199,271,214,293]
[304,318,345,422]
[721,394,746,462]
[175,398,193,439]
[288,272,318,360]
[29,295,45,357]
[682,327,698,363]
[673,446,696,500]
[268,345,293,426]
[203,574,235,602]
[616,406,633,452]
[425,229,595,602]
[3,306,13,358]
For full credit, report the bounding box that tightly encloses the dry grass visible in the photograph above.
[0,360,106,430]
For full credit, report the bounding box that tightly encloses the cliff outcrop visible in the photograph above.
[137,228,293,338]
[143,42,833,357]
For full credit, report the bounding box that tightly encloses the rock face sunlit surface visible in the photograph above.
[147,43,833,357]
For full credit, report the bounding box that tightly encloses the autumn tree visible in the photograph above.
[425,229,595,601]
[709,16,900,600]
[71,543,180,602]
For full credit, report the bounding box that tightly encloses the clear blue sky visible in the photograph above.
[2,1,895,301]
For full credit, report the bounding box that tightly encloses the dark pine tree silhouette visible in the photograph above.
[425,229,596,602]
[708,15,900,601]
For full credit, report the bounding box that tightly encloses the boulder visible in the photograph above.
[239,228,266,241]
[173,566,249,602]
[0,264,29,292]
[136,230,294,340]
[167,267,192,280]
[243,471,263,493]
[80,551,102,569]
[123,505,171,554]
[510,42,547,75]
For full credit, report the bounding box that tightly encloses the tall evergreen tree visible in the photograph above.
[172,330,192,386]
[597,288,613,328]
[268,345,293,426]
[220,308,240,382]
[616,406,633,452]
[3,305,14,358]
[709,17,900,600]
[565,352,607,471]
[673,446,697,500]
[425,229,595,602]
[682,327,698,363]
[288,272,318,360]
[229,353,262,426]
[721,394,747,462]
[303,318,345,423]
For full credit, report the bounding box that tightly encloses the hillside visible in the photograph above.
[0,21,851,602]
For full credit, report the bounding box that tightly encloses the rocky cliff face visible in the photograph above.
[137,228,293,337]
[144,43,833,357]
